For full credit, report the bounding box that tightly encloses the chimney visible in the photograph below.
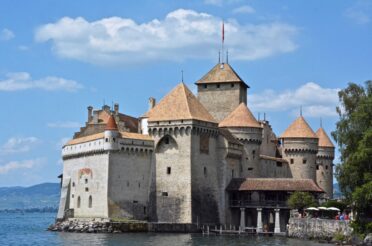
[114,103,119,115]
[149,97,156,110]
[87,106,93,122]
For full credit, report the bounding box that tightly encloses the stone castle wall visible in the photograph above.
[316,146,334,198]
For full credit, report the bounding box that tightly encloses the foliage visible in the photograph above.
[332,81,372,234]
[332,81,372,200]
[333,231,349,243]
[288,192,317,210]
[321,200,347,212]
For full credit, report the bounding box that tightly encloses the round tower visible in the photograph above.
[219,103,262,177]
[104,114,119,151]
[315,127,335,198]
[279,116,318,181]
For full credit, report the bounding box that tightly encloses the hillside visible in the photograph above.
[0,183,60,210]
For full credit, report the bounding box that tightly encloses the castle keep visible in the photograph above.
[57,62,334,233]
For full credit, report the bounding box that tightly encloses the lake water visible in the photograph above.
[0,213,331,246]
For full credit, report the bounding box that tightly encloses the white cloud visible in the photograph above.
[0,137,40,155]
[0,28,15,41]
[35,9,298,65]
[0,72,83,92]
[0,158,45,174]
[249,82,340,117]
[345,1,371,24]
[47,121,81,128]
[232,5,256,14]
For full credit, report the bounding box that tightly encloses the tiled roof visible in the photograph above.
[105,114,118,131]
[65,131,152,146]
[316,127,335,148]
[260,155,288,163]
[196,63,248,87]
[88,109,138,133]
[147,83,217,123]
[219,103,261,128]
[226,178,324,192]
[280,116,317,138]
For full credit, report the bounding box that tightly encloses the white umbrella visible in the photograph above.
[327,207,340,211]
[318,207,327,210]
[305,207,319,211]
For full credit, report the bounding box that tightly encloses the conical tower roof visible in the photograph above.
[219,103,261,128]
[105,114,118,131]
[280,116,317,138]
[147,83,216,123]
[316,127,334,148]
[196,63,249,88]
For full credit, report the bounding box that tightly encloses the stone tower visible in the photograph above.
[219,103,262,177]
[315,127,335,198]
[196,63,249,122]
[104,114,119,151]
[146,83,220,224]
[280,116,318,181]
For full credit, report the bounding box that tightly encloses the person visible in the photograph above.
[335,213,340,220]
[344,213,349,220]
[340,213,344,221]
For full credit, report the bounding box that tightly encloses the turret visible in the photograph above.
[279,116,318,181]
[219,103,262,177]
[104,114,119,151]
[315,127,335,199]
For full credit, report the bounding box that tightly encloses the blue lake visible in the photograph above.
[0,213,331,246]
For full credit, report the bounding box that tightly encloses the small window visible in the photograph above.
[217,84,220,88]
[203,167,207,177]
[276,162,282,167]
[127,181,130,187]
[162,192,168,197]
[133,200,138,203]
[203,84,207,89]
[85,179,88,184]
[248,167,253,171]
[167,167,171,175]
[303,159,307,164]
[72,182,75,187]
[325,165,328,170]
[85,187,89,192]
[165,137,169,144]
[252,150,256,159]
[144,206,147,215]
[231,83,234,87]
[290,159,294,164]
[316,165,319,170]
[71,194,74,198]
[113,138,116,142]
[105,138,108,142]
[89,196,92,208]
[77,196,81,208]
[138,182,141,188]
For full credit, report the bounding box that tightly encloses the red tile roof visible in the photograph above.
[316,127,335,148]
[226,178,323,192]
[105,114,118,131]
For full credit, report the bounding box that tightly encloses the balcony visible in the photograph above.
[229,200,289,208]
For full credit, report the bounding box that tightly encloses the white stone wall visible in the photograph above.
[63,153,109,218]
[62,138,105,157]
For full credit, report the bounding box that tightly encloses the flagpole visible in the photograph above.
[221,20,224,65]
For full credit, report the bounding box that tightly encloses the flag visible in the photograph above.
[222,21,224,44]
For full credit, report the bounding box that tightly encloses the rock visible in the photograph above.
[364,233,372,246]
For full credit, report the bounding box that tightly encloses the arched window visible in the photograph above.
[89,196,92,208]
[77,196,81,208]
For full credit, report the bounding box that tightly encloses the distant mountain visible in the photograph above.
[0,183,60,210]
[333,182,343,199]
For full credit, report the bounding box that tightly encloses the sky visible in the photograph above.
[0,0,371,187]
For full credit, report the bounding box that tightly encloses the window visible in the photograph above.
[71,194,74,198]
[162,192,168,197]
[203,167,207,177]
[89,196,92,208]
[231,83,234,88]
[248,167,253,171]
[217,84,220,88]
[290,159,294,164]
[167,167,171,175]
[133,200,138,203]
[144,206,147,215]
[72,182,75,187]
[85,179,88,184]
[77,196,81,208]
[127,181,130,187]
[316,165,319,170]
[113,138,116,142]
[203,84,207,89]
[303,159,307,164]
[325,165,328,170]
[138,182,141,188]
[105,138,108,142]
[276,162,282,167]
[85,187,89,192]
[164,137,169,144]
[252,150,256,159]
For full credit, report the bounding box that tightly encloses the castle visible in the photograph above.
[57,62,334,233]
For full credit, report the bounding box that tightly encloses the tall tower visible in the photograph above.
[315,127,335,198]
[196,63,249,122]
[104,114,119,151]
[280,116,318,181]
[219,103,262,177]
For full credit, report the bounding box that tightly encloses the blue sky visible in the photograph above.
[0,0,371,186]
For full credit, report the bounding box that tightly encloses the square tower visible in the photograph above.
[196,63,249,122]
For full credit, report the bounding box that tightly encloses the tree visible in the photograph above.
[332,81,372,234]
[332,81,372,199]
[288,192,317,211]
